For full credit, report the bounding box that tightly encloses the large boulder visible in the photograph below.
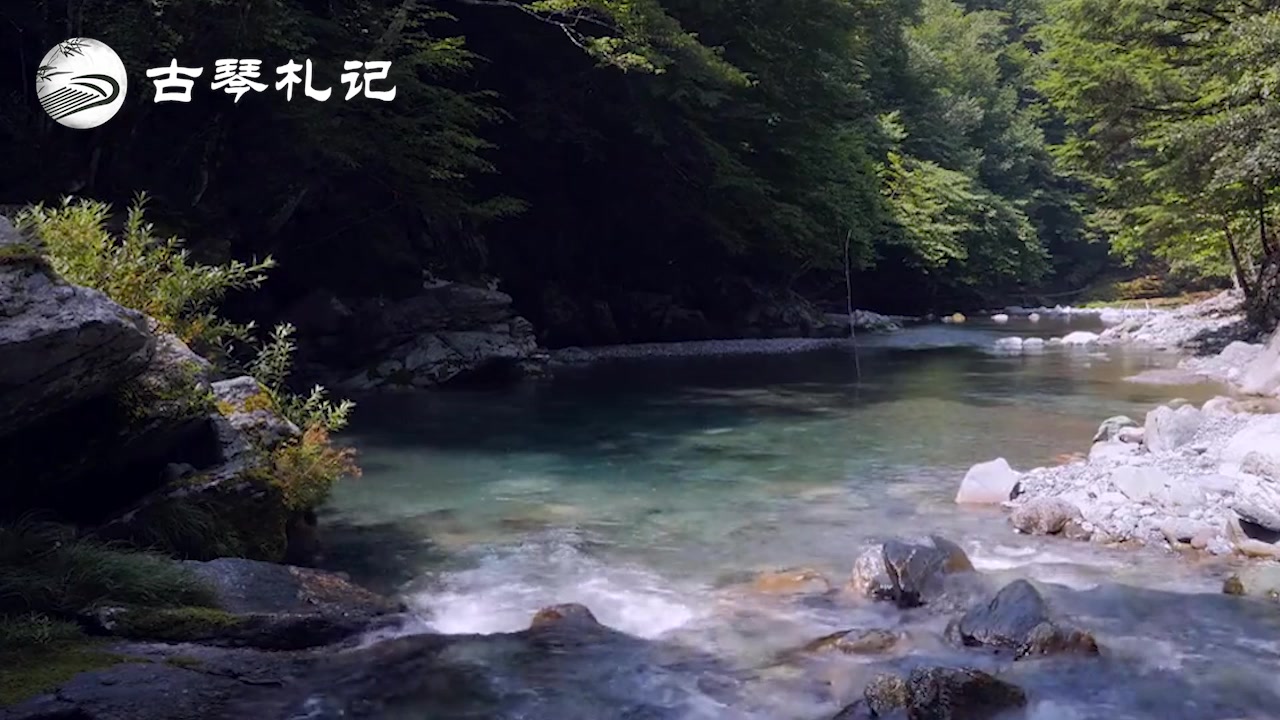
[947,579,1099,659]
[955,458,1021,505]
[0,217,154,437]
[1222,415,1280,467]
[1144,404,1203,453]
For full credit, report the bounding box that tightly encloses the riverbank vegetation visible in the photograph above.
[4,0,1276,331]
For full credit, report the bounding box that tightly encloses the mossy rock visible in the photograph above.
[0,643,124,707]
[95,605,385,651]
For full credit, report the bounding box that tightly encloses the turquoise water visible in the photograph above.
[320,317,1280,719]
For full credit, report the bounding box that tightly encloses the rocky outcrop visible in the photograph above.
[285,283,550,390]
[0,218,155,437]
[0,224,235,522]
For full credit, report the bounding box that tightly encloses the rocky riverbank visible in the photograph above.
[956,291,1280,593]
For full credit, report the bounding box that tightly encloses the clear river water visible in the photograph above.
[320,315,1280,720]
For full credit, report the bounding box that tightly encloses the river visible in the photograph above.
[319,315,1280,719]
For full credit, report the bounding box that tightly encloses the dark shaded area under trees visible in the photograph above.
[1,0,1277,350]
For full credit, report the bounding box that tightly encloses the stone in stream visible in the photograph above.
[846,536,975,608]
[946,579,1099,659]
[1010,497,1082,536]
[1223,565,1280,599]
[955,458,1022,505]
[1238,325,1280,397]
[1093,415,1138,444]
[749,567,833,595]
[529,603,602,630]
[838,667,1027,720]
[802,628,905,655]
[1144,404,1204,453]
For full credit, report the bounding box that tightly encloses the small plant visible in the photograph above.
[246,323,355,432]
[258,426,362,512]
[15,195,275,356]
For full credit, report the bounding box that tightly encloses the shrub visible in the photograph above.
[258,426,362,512]
[15,195,275,356]
[247,323,355,433]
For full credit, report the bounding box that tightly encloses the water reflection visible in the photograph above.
[319,322,1260,719]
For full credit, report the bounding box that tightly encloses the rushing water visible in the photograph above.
[321,316,1280,719]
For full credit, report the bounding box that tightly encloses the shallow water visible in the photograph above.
[322,316,1280,719]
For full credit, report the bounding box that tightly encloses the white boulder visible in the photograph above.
[956,458,1022,504]
[993,337,1024,353]
[1061,331,1100,346]
[992,313,1010,324]
[1238,327,1280,397]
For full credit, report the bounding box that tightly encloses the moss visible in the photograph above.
[0,241,52,272]
[164,654,205,670]
[0,643,124,707]
[241,389,277,413]
[118,361,216,424]
[111,607,245,643]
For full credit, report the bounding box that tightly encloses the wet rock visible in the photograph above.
[955,458,1021,505]
[750,567,832,595]
[529,603,602,631]
[802,628,904,655]
[1144,405,1203,453]
[881,536,975,608]
[1062,331,1099,345]
[847,545,894,600]
[1093,415,1138,444]
[851,667,1026,720]
[1223,566,1280,599]
[184,558,402,617]
[948,579,1099,659]
[1010,497,1082,536]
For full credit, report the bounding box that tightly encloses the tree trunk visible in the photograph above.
[1260,187,1276,256]
[1225,218,1254,299]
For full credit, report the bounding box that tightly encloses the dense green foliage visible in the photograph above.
[1037,0,1280,320]
[1,0,1105,327]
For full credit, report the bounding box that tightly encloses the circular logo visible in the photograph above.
[36,38,128,129]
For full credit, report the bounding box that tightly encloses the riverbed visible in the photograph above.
[320,315,1280,719]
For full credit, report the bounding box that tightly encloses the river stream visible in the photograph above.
[320,316,1280,719]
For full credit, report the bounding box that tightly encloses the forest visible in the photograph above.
[1,0,1278,343]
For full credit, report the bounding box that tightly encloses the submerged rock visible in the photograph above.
[802,628,905,656]
[749,567,832,595]
[956,458,1022,505]
[947,579,1099,659]
[1223,565,1280,599]
[844,667,1027,720]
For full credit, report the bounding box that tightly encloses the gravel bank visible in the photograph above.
[960,291,1280,568]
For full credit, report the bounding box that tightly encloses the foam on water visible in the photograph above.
[409,533,704,638]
